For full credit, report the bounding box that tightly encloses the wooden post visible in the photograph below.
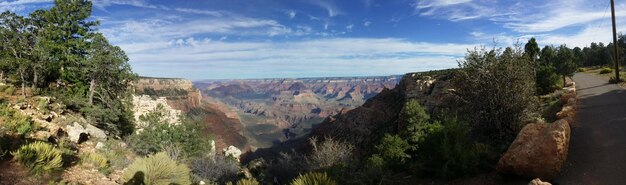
[611,0,620,81]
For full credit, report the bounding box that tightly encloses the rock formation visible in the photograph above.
[310,71,453,153]
[497,120,570,180]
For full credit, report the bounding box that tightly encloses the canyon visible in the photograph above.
[194,76,400,149]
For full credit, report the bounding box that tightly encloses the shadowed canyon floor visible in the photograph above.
[555,73,626,184]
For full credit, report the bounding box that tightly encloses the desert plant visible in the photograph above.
[190,156,240,184]
[0,105,37,135]
[122,152,191,185]
[452,46,536,146]
[232,178,260,185]
[4,86,15,95]
[610,76,624,84]
[291,172,336,185]
[305,137,354,171]
[11,141,63,174]
[600,67,613,74]
[80,152,109,171]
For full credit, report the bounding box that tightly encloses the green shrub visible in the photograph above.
[610,76,624,84]
[368,134,410,169]
[415,116,493,178]
[4,86,15,95]
[290,172,336,185]
[80,152,109,171]
[37,98,49,113]
[0,85,8,92]
[11,141,63,174]
[536,65,562,95]
[452,47,536,146]
[578,67,587,72]
[234,178,260,185]
[600,67,613,74]
[122,152,191,185]
[0,105,37,135]
[127,105,212,159]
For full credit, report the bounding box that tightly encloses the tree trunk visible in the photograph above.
[88,79,96,105]
[20,70,25,98]
[32,68,38,89]
[0,71,4,83]
[563,75,567,87]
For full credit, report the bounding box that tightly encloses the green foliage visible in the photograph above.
[122,152,191,185]
[127,104,212,159]
[524,38,540,61]
[610,76,624,84]
[600,67,613,74]
[452,46,536,146]
[37,97,49,113]
[79,152,109,171]
[536,65,562,95]
[399,99,438,148]
[4,86,15,95]
[415,115,492,178]
[290,172,336,185]
[555,45,578,85]
[233,178,261,185]
[1,0,137,137]
[368,134,410,168]
[11,141,63,174]
[0,104,37,135]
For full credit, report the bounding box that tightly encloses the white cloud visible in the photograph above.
[0,0,52,12]
[286,10,296,20]
[346,24,354,31]
[414,0,472,9]
[174,8,223,17]
[311,0,343,17]
[363,20,371,27]
[501,1,626,33]
[122,38,473,79]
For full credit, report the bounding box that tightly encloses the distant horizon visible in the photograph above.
[5,0,624,79]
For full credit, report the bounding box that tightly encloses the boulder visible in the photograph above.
[223,145,242,161]
[497,119,570,180]
[528,178,551,185]
[66,122,89,143]
[556,106,575,122]
[85,124,107,139]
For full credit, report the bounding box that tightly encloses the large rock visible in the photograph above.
[497,119,571,180]
[529,178,552,185]
[85,124,107,139]
[223,145,242,161]
[65,122,89,143]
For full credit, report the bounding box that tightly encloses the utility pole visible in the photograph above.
[611,0,620,82]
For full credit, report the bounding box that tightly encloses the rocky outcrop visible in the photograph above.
[498,82,577,180]
[497,120,570,180]
[529,178,552,185]
[310,71,454,153]
[132,95,182,127]
[223,145,242,161]
[66,122,89,143]
[133,77,193,92]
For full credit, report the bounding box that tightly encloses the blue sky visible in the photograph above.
[2,0,626,80]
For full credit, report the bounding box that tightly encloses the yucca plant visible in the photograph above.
[226,178,260,185]
[122,152,191,185]
[291,172,336,185]
[11,141,63,174]
[80,152,109,170]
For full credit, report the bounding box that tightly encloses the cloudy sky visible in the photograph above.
[2,0,625,79]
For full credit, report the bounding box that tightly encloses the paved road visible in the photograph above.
[554,73,626,185]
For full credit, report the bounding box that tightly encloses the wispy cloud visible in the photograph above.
[500,1,624,33]
[311,0,343,17]
[121,38,473,79]
[0,0,52,12]
[286,10,296,20]
[174,8,223,17]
